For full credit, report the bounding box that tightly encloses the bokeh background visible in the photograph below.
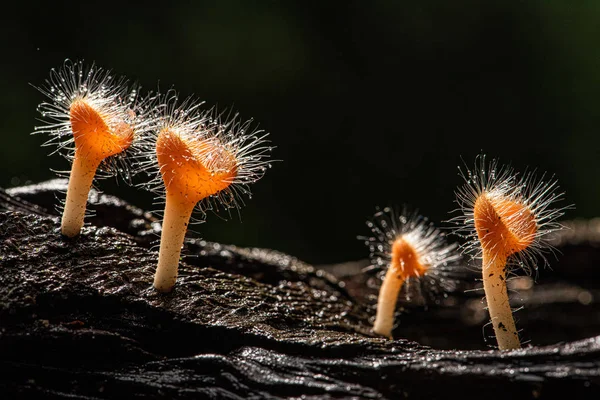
[2,1,599,266]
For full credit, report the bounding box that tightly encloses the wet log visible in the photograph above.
[1,180,599,399]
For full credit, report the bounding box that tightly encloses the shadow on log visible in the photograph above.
[1,180,599,399]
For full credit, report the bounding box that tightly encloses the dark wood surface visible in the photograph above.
[1,180,599,399]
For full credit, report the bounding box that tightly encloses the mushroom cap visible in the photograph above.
[156,127,237,204]
[70,99,134,162]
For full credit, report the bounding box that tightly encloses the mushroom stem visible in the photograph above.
[373,265,404,338]
[154,192,196,293]
[61,152,101,237]
[481,250,520,350]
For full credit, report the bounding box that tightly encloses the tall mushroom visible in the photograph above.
[137,92,274,292]
[453,154,567,349]
[34,60,154,237]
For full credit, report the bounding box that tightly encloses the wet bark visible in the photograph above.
[1,180,599,399]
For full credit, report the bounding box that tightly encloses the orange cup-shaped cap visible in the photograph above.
[156,128,237,204]
[70,99,134,161]
[474,193,537,258]
[390,237,428,279]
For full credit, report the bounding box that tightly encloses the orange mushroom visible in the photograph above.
[139,93,274,292]
[361,207,461,339]
[453,155,567,349]
[34,60,153,237]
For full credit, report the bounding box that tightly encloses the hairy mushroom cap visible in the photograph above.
[69,99,135,163]
[360,207,463,303]
[34,59,156,180]
[473,192,537,259]
[136,90,275,219]
[156,127,238,205]
[452,154,568,274]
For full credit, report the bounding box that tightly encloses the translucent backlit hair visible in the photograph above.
[33,59,156,237]
[135,89,274,221]
[452,154,567,276]
[34,59,155,182]
[451,154,569,349]
[360,206,462,337]
[134,89,275,292]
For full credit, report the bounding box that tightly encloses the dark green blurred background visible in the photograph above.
[2,1,599,265]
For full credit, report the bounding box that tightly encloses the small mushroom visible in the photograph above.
[360,207,462,339]
[452,154,568,350]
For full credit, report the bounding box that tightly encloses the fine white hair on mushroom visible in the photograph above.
[359,206,463,304]
[450,153,568,277]
[133,88,275,223]
[33,59,157,183]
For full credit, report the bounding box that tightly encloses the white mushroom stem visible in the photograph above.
[373,265,404,338]
[153,192,196,293]
[61,153,101,238]
[481,251,521,350]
